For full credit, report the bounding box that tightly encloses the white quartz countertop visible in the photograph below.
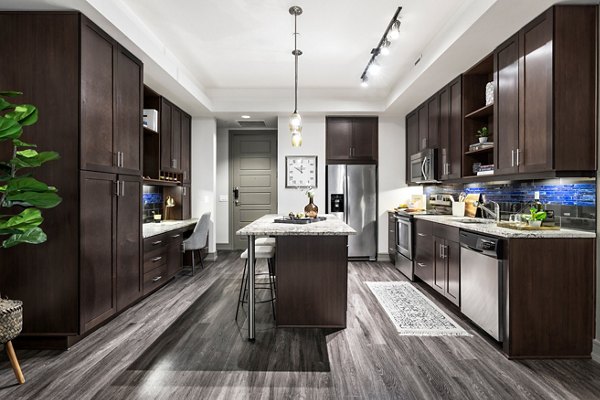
[236,214,356,236]
[143,218,198,238]
[414,215,596,239]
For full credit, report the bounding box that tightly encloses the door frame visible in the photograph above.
[228,129,278,249]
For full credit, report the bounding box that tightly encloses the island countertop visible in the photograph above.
[236,214,356,236]
[143,218,198,238]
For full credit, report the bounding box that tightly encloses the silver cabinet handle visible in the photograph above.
[115,180,120,197]
[121,181,125,197]
[183,187,187,196]
[152,240,163,245]
[511,150,515,167]
[516,148,520,166]
[152,256,162,262]
[183,171,187,180]
[152,276,163,282]
[171,234,181,238]
[417,262,426,268]
[417,233,426,237]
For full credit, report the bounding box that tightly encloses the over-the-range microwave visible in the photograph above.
[410,148,439,184]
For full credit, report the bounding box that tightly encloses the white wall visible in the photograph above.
[277,116,327,214]
[216,128,229,244]
[191,117,217,253]
[377,117,423,254]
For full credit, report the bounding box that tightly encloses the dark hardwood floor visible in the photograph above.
[2,252,600,399]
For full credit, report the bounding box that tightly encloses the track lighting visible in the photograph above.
[359,7,402,86]
[361,77,369,87]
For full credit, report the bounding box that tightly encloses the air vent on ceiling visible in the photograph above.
[237,120,267,128]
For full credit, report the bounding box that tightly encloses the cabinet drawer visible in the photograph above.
[143,234,169,249]
[415,219,432,236]
[432,223,459,243]
[143,264,168,295]
[144,251,167,274]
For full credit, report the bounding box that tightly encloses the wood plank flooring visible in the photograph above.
[1,252,600,399]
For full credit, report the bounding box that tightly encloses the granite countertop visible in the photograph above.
[236,214,356,236]
[414,215,596,239]
[143,218,198,238]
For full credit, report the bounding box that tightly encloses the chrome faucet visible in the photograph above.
[473,195,500,222]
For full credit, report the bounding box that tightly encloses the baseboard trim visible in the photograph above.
[206,252,218,262]
[377,253,393,263]
[592,339,600,364]
[217,243,233,251]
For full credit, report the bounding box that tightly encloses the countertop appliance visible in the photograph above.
[327,164,377,260]
[460,231,504,341]
[410,148,439,184]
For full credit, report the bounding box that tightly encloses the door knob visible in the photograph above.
[233,186,240,206]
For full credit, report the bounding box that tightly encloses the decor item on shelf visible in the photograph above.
[0,91,62,385]
[289,6,303,147]
[285,155,317,188]
[153,211,162,223]
[476,127,489,143]
[164,195,175,220]
[469,142,494,152]
[485,81,494,106]
[304,188,318,218]
[525,207,547,228]
[143,109,158,132]
[360,7,402,87]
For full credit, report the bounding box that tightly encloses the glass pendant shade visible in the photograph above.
[291,131,302,147]
[289,112,302,132]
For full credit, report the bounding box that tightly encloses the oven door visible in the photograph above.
[396,216,412,260]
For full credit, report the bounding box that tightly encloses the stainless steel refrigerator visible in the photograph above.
[327,165,377,260]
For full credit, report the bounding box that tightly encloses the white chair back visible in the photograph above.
[183,212,210,251]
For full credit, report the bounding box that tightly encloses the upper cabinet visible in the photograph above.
[439,77,462,180]
[80,19,142,176]
[326,116,378,164]
[405,111,419,185]
[181,113,192,184]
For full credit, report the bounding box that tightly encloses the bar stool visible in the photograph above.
[255,237,276,246]
[235,245,276,321]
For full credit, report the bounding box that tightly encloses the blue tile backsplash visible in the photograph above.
[425,178,596,231]
[143,185,163,223]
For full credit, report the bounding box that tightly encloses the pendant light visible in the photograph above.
[289,5,303,147]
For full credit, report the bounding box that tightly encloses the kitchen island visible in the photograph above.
[237,214,356,340]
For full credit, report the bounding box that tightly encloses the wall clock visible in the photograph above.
[285,156,318,188]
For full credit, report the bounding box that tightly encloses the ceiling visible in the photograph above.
[0,0,574,122]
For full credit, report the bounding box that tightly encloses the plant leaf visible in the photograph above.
[5,104,38,126]
[11,151,59,168]
[5,191,62,208]
[0,97,13,111]
[12,139,36,148]
[0,91,22,97]
[0,116,22,140]
[2,227,47,248]
[0,208,43,233]
[16,149,38,158]
[6,176,51,192]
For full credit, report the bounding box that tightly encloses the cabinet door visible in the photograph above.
[519,9,553,173]
[181,112,192,184]
[80,21,115,173]
[445,240,460,306]
[167,233,183,277]
[160,99,173,172]
[405,111,419,184]
[116,175,142,311]
[414,233,433,285]
[432,237,446,295]
[326,117,353,162]
[417,105,428,150]
[351,117,378,162]
[80,171,117,332]
[171,107,182,171]
[448,77,462,179]
[115,46,143,175]
[438,87,450,180]
[182,186,192,220]
[427,95,439,149]
[495,34,520,175]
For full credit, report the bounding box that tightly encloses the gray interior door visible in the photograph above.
[230,131,277,250]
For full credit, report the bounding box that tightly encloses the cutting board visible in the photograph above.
[464,194,481,218]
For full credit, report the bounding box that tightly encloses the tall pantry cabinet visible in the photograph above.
[0,12,143,348]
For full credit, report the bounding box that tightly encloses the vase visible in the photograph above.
[304,196,318,218]
[528,220,542,228]
[478,137,488,144]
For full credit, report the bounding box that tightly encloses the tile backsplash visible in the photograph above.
[425,178,596,231]
[143,185,163,223]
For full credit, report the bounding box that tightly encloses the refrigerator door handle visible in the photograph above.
[344,170,349,222]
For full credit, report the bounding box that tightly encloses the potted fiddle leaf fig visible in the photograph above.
[0,91,61,385]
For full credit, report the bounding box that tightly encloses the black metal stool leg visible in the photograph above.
[235,259,248,321]
[268,259,276,320]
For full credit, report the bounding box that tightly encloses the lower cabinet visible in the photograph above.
[143,229,184,295]
[414,220,433,285]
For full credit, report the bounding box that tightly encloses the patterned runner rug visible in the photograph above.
[366,282,470,337]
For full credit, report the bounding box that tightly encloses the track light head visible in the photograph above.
[381,39,391,56]
[389,20,401,40]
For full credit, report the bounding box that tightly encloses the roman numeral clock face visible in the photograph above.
[286,156,317,188]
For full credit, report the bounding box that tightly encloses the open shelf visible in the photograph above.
[465,146,494,156]
[143,178,180,187]
[465,103,494,119]
[143,126,158,134]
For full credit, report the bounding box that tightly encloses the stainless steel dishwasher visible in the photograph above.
[459,231,504,341]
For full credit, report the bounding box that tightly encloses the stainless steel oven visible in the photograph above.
[410,148,439,184]
[395,214,414,281]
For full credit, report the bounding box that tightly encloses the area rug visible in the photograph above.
[366,282,470,337]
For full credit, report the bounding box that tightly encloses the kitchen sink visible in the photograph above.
[453,218,495,224]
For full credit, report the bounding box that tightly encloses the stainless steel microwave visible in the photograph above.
[410,148,439,184]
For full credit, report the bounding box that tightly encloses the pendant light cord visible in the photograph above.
[294,13,298,113]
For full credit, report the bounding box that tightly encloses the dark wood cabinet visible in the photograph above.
[413,220,433,285]
[160,99,173,172]
[417,105,428,151]
[405,111,419,184]
[181,113,192,184]
[0,12,144,347]
[171,107,182,171]
[439,77,462,180]
[80,19,142,176]
[432,237,446,295]
[116,176,142,311]
[326,116,378,163]
[182,186,192,220]
[494,34,520,175]
[167,232,183,277]
[388,212,396,263]
[427,95,440,149]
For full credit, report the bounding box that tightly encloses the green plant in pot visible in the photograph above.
[523,207,547,228]
[476,127,489,144]
[0,91,61,384]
